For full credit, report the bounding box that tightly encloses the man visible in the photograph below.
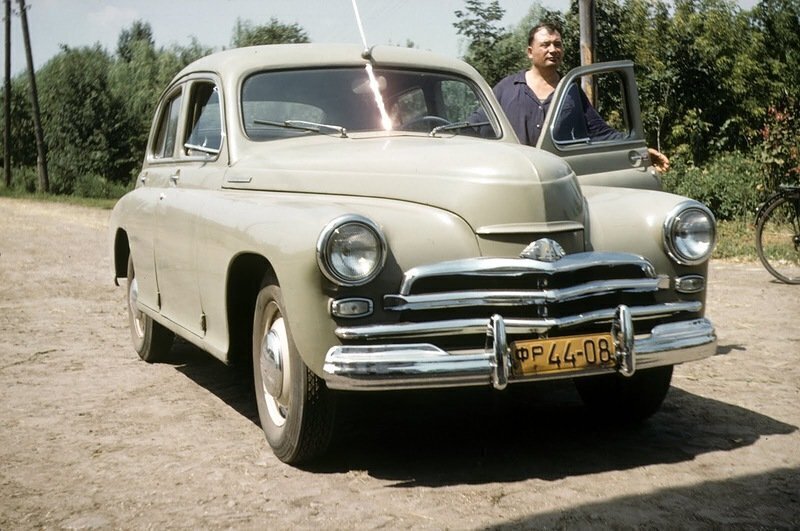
[493,22,670,172]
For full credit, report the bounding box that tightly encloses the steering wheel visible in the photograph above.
[401,115,451,132]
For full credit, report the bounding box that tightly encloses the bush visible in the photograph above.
[72,173,130,199]
[662,152,765,221]
[6,166,40,193]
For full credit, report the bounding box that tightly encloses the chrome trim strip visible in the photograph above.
[384,276,670,311]
[476,221,584,235]
[335,300,703,340]
[323,317,717,391]
[399,252,655,295]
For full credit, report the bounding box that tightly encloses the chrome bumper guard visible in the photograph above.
[322,306,717,391]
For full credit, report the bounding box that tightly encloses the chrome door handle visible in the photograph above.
[628,150,649,167]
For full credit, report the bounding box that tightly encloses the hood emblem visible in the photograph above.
[520,238,566,262]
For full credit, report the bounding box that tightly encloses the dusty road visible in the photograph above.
[1,196,798,529]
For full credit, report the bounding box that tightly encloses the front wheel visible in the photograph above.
[755,194,800,284]
[126,256,174,362]
[252,283,335,464]
[573,365,673,424]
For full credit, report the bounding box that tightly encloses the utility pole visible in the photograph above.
[17,0,47,192]
[3,0,11,188]
[579,0,596,105]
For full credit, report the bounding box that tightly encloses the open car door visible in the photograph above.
[537,61,662,190]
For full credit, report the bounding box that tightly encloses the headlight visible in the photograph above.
[663,202,716,265]
[317,215,387,286]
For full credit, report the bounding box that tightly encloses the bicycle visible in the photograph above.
[755,184,800,284]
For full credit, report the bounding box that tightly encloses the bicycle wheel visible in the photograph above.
[755,194,800,284]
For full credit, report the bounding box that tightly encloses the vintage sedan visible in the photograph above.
[110,44,718,464]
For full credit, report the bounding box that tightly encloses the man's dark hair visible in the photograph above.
[528,22,562,46]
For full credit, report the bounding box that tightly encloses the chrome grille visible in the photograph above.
[335,252,701,345]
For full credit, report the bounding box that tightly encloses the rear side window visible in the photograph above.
[152,90,183,159]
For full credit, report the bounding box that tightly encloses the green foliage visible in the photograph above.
[662,152,765,221]
[37,45,136,194]
[3,166,39,193]
[231,17,310,47]
[116,20,155,63]
[751,0,800,99]
[756,97,800,190]
[453,0,523,85]
[72,173,131,199]
[0,77,37,169]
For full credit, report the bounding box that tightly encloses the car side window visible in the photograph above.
[552,72,629,146]
[152,89,183,159]
[184,81,222,156]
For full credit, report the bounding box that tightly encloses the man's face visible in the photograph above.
[527,29,563,69]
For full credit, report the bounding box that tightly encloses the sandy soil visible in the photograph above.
[1,196,798,529]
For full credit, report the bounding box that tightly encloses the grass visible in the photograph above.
[0,187,119,210]
[714,219,758,261]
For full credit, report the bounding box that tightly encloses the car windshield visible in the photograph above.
[242,67,499,141]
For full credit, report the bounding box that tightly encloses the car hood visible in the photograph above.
[225,135,584,231]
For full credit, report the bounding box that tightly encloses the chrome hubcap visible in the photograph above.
[260,329,284,398]
[128,277,145,339]
[260,314,290,427]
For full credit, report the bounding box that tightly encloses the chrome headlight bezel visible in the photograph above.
[316,215,387,286]
[663,201,717,266]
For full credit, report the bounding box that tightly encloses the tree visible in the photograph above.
[116,20,155,63]
[751,0,800,99]
[0,76,36,173]
[37,45,135,193]
[231,17,309,48]
[453,0,522,86]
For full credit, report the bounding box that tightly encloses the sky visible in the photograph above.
[6,0,759,76]
[5,0,564,75]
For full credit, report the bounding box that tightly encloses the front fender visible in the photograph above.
[196,191,480,375]
[583,184,711,296]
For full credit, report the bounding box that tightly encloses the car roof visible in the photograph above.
[173,43,478,83]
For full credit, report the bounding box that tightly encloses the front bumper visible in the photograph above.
[322,309,717,391]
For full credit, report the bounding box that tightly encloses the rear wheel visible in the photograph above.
[126,256,174,362]
[574,365,673,424]
[756,194,800,284]
[252,283,335,464]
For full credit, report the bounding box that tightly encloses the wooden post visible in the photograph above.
[3,0,11,188]
[579,0,596,105]
[17,0,47,192]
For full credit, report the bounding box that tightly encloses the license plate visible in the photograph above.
[511,333,616,376]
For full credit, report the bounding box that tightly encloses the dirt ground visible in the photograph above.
[1,196,798,529]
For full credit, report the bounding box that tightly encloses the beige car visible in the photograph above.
[109,44,717,464]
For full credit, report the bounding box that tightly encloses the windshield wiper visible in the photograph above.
[253,119,348,138]
[430,121,490,137]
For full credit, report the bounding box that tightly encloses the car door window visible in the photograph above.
[552,71,630,147]
[184,82,222,156]
[152,90,183,159]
